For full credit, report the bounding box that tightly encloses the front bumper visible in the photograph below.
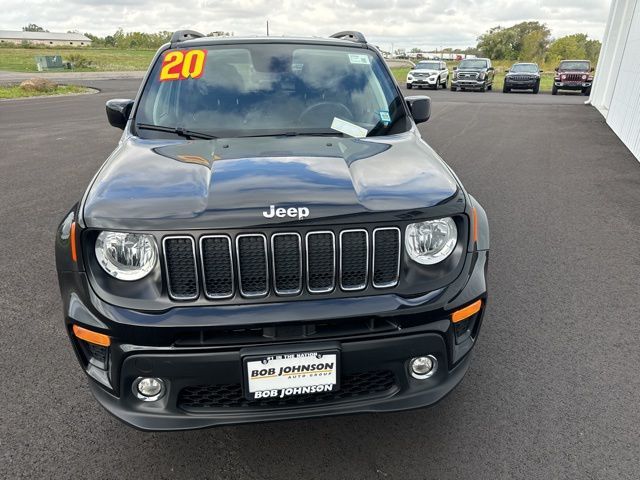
[505,79,538,89]
[451,79,485,89]
[554,81,592,90]
[407,77,438,86]
[60,245,488,431]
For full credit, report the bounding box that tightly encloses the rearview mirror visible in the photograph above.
[405,96,431,124]
[106,99,134,130]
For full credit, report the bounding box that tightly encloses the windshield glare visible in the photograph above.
[416,62,440,70]
[511,64,538,73]
[559,61,590,71]
[458,59,487,69]
[136,44,409,139]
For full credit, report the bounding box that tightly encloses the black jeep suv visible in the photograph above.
[503,63,541,93]
[55,30,489,431]
[552,60,594,95]
[451,58,494,91]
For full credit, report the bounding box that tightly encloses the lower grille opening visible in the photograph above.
[178,370,397,410]
[172,317,402,347]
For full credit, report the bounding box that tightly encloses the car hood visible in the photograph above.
[411,69,438,75]
[82,133,460,230]
[506,72,539,77]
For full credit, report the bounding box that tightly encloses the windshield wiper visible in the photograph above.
[236,132,347,139]
[136,123,217,140]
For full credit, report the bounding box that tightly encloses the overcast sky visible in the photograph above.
[3,0,611,50]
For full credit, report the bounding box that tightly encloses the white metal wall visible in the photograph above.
[590,0,640,160]
[590,0,640,161]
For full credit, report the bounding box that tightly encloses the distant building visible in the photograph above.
[0,30,91,47]
[404,51,476,61]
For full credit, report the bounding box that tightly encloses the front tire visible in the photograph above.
[552,84,558,95]
[582,87,591,96]
[533,81,540,94]
[450,85,456,92]
[487,83,492,91]
[442,76,448,88]
[480,83,487,92]
[406,83,412,89]
[503,84,510,93]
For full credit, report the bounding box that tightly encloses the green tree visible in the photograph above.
[22,23,47,32]
[546,34,601,64]
[477,21,550,60]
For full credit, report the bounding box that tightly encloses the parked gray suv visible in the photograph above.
[451,58,494,92]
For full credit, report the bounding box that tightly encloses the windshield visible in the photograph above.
[510,64,538,73]
[415,62,440,70]
[458,59,488,69]
[135,43,410,139]
[559,61,590,71]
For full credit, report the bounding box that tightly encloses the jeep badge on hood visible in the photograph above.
[263,205,310,220]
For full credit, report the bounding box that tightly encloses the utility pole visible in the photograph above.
[266,20,269,36]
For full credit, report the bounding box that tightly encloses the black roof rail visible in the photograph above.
[170,30,205,45]
[330,31,367,43]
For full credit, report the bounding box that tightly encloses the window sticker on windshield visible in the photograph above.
[331,117,368,138]
[379,110,391,125]
[159,49,207,81]
[348,54,370,65]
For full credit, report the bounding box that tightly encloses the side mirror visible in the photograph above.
[505,69,510,73]
[406,96,431,124]
[539,70,543,73]
[591,67,595,72]
[554,67,559,72]
[453,66,457,71]
[106,99,134,130]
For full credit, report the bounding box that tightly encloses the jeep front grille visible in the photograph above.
[564,73,584,82]
[162,227,401,301]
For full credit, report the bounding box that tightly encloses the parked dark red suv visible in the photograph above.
[552,60,594,96]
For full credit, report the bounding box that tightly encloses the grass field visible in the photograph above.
[0,84,93,99]
[391,60,561,92]
[0,47,155,72]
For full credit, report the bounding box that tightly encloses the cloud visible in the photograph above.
[2,0,611,50]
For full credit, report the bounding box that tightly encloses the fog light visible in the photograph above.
[134,377,165,401]
[409,355,438,379]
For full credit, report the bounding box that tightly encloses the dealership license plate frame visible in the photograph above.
[242,348,341,401]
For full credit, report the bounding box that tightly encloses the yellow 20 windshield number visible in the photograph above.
[159,49,207,81]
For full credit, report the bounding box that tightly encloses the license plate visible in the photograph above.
[243,350,339,401]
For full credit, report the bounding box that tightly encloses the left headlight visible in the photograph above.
[95,231,158,281]
[405,218,458,265]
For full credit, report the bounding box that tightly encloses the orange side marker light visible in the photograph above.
[73,325,111,347]
[452,299,482,323]
[70,221,78,262]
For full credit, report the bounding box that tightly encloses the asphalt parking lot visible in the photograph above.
[1,81,639,479]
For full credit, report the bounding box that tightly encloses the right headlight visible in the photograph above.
[405,217,458,265]
[95,231,158,281]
